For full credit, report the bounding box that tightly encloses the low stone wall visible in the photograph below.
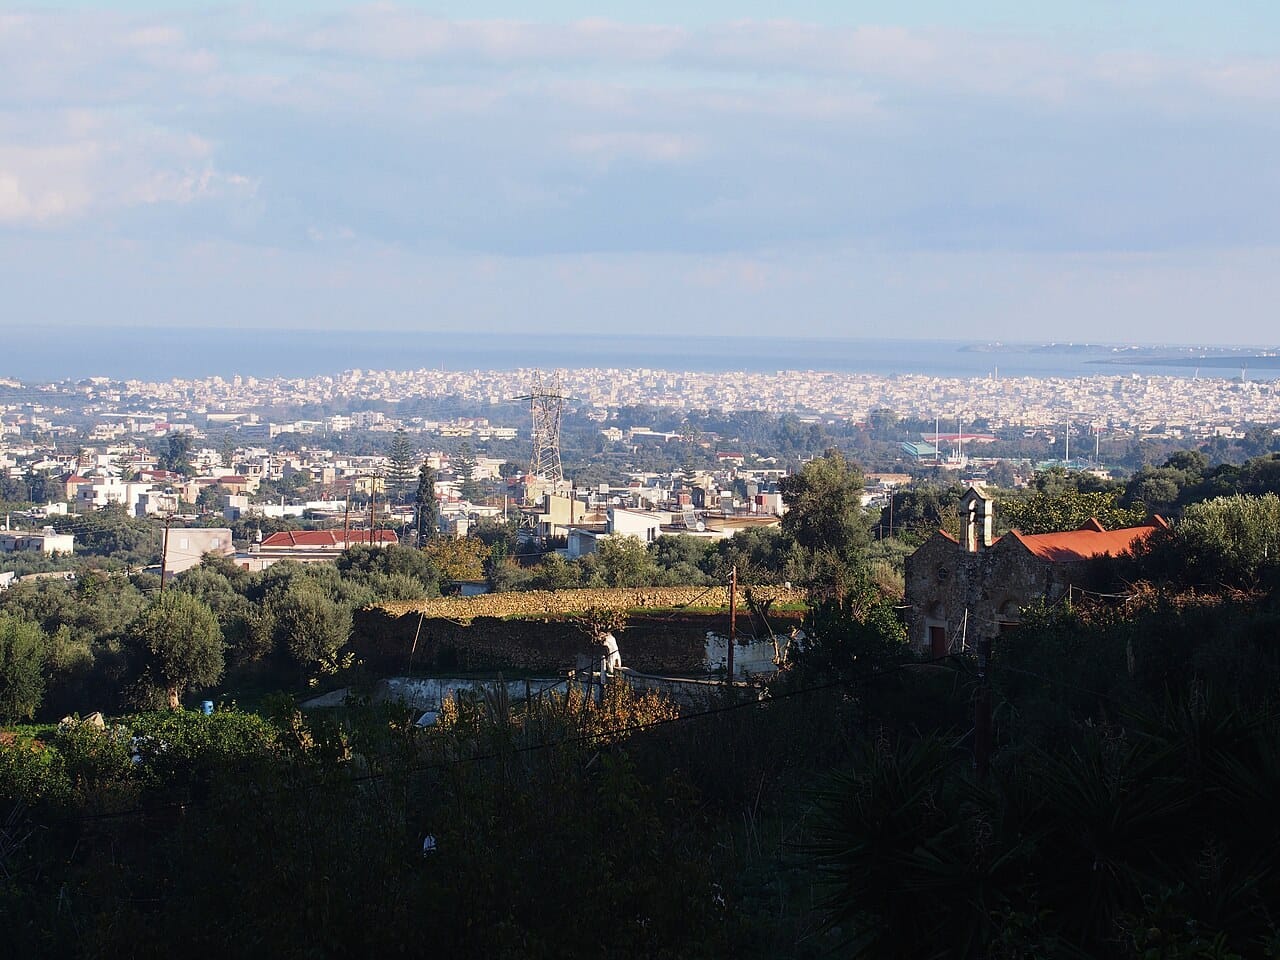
[352,601,805,676]
[372,585,808,623]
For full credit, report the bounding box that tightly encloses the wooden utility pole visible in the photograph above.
[726,565,737,685]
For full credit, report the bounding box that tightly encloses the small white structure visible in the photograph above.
[607,507,663,543]
[0,527,75,555]
[567,507,664,558]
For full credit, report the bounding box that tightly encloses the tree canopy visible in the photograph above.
[1162,493,1280,588]
[129,591,224,709]
[413,461,438,544]
[0,613,47,720]
[158,431,194,476]
[268,581,352,669]
[385,429,417,503]
[779,449,870,584]
[999,490,1149,535]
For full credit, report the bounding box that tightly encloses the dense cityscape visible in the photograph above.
[7,364,1280,431]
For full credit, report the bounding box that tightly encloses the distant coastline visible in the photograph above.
[1092,355,1280,369]
[4,326,1277,382]
[964,341,1280,363]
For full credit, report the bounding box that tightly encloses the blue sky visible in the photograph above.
[3,3,1280,344]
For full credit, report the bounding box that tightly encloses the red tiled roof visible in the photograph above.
[1009,519,1163,563]
[260,529,398,548]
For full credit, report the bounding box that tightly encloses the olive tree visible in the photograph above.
[129,592,224,710]
[272,582,352,668]
[0,613,47,721]
[780,449,871,587]
[1175,493,1280,587]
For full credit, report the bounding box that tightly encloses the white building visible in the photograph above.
[77,479,158,514]
[161,527,235,575]
[566,507,664,558]
[0,527,75,555]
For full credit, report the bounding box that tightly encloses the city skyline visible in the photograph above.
[4,3,1280,344]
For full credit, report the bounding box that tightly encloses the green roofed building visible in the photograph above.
[901,441,939,459]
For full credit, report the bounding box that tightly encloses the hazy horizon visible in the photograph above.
[4,327,1280,383]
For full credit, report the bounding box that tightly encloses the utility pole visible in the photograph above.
[974,634,992,781]
[726,565,737,686]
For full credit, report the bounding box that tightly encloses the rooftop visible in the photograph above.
[1009,518,1166,563]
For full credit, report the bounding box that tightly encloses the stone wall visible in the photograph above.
[372,585,808,623]
[352,604,804,676]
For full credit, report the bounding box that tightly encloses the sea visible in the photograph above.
[4,326,1279,383]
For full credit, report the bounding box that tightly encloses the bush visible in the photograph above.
[1176,493,1280,588]
[272,583,352,668]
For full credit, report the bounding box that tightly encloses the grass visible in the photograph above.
[2,721,59,739]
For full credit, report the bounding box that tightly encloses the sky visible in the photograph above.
[3,2,1280,345]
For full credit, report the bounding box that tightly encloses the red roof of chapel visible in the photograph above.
[1008,518,1166,563]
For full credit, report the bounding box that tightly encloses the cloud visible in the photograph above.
[0,12,217,109]
[238,9,1280,112]
[567,131,700,164]
[0,110,255,226]
[1,6,1279,280]
[251,10,686,65]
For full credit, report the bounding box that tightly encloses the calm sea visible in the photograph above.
[6,326,1279,382]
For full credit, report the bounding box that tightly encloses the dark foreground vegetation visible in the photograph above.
[4,574,1280,958]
